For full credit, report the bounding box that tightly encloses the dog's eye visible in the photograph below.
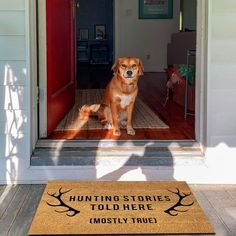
[132,64,137,69]
[121,64,127,69]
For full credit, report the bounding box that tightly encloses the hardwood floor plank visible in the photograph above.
[226,185,236,199]
[0,185,30,236]
[0,185,6,197]
[6,185,45,236]
[198,186,236,235]
[0,185,18,220]
[191,185,233,236]
[49,128,194,140]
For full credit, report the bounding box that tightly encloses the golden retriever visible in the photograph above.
[80,56,144,136]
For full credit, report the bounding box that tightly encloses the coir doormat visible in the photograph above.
[29,181,214,235]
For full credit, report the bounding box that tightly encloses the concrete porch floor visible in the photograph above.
[0,184,236,236]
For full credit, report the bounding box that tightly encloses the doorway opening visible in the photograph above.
[76,0,114,91]
[39,0,197,141]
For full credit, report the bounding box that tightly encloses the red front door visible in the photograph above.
[46,0,76,135]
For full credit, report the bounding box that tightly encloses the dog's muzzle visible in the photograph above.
[125,70,133,78]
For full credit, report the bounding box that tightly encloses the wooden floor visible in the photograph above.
[1,184,236,236]
[49,71,194,140]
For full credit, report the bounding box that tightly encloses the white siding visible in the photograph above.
[0,11,25,35]
[0,86,27,110]
[0,0,27,163]
[0,61,26,85]
[0,110,27,134]
[0,134,26,156]
[0,37,26,60]
[0,0,25,10]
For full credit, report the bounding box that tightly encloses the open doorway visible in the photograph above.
[39,0,197,141]
[75,0,114,90]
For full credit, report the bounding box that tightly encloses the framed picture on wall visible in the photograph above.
[79,28,89,40]
[94,24,106,40]
[139,0,173,19]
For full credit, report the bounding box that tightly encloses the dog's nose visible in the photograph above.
[127,71,133,76]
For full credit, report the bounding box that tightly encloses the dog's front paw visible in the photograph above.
[127,127,135,136]
[113,129,121,136]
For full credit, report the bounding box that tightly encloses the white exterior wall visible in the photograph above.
[114,0,180,71]
[207,0,236,147]
[0,0,30,183]
[0,0,236,184]
[204,0,236,177]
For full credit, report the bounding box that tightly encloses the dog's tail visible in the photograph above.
[79,104,100,120]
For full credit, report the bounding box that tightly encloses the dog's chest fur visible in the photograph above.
[118,94,134,109]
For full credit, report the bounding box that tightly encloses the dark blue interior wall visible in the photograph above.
[76,0,113,40]
[76,0,113,59]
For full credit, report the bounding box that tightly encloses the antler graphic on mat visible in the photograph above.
[47,188,80,217]
[164,188,194,216]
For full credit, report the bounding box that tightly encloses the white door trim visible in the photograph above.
[38,0,47,138]
[26,0,38,154]
[195,0,209,151]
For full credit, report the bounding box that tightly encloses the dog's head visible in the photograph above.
[112,57,144,80]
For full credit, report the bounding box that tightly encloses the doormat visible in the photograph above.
[55,89,169,130]
[29,181,214,235]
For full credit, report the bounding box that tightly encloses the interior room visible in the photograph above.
[48,0,197,141]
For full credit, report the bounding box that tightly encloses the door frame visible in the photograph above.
[38,0,47,138]
[35,0,208,147]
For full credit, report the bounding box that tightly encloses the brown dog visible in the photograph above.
[80,56,144,136]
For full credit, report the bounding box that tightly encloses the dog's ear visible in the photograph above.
[138,59,144,76]
[112,58,120,74]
